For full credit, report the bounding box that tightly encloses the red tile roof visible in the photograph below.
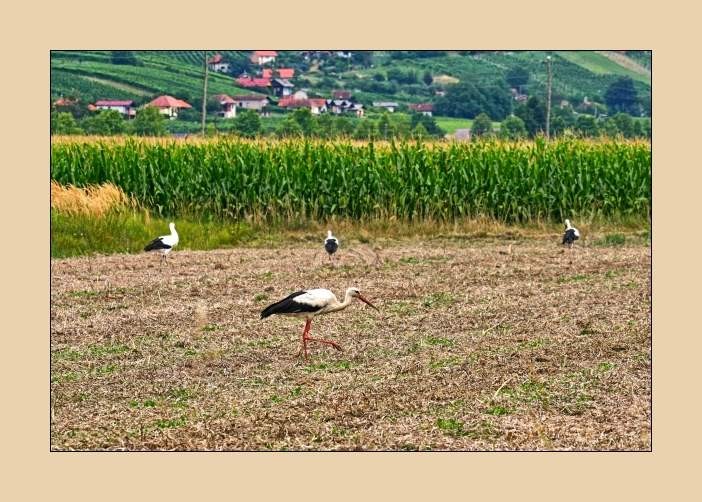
[236,77,272,88]
[253,50,278,57]
[54,97,78,106]
[148,95,192,109]
[208,53,223,64]
[277,68,295,78]
[279,97,327,109]
[409,103,434,112]
[332,90,352,99]
[95,100,134,107]
[214,94,235,105]
[261,69,273,79]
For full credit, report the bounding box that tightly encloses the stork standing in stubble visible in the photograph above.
[324,230,339,265]
[260,287,378,359]
[144,222,179,268]
[562,219,580,249]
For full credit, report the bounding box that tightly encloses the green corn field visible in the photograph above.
[51,136,651,223]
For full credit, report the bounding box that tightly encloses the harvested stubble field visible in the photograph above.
[51,236,651,451]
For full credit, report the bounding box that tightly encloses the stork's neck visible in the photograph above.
[326,291,354,313]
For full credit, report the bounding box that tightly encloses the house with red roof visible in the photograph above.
[94,99,136,119]
[146,95,192,119]
[213,94,237,119]
[279,97,327,115]
[207,53,230,73]
[408,103,434,117]
[332,90,352,100]
[250,50,278,65]
[236,76,272,89]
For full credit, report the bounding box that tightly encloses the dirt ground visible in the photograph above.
[50,237,651,451]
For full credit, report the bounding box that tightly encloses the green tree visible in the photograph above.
[499,115,527,140]
[410,113,444,137]
[373,72,386,82]
[423,70,433,86]
[434,81,512,120]
[233,110,261,138]
[278,116,303,137]
[81,110,126,135]
[354,119,377,140]
[52,112,83,135]
[613,112,635,138]
[575,115,599,137]
[514,96,546,137]
[292,108,317,136]
[471,112,493,137]
[505,66,529,90]
[599,117,620,138]
[334,116,355,137]
[604,77,639,115]
[377,113,391,139]
[412,123,428,139]
[316,113,336,138]
[132,106,166,136]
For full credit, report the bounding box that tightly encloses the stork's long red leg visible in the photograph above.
[305,335,343,352]
[297,319,312,360]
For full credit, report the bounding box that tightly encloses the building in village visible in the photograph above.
[146,95,192,119]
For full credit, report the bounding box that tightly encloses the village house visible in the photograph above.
[236,76,272,89]
[409,103,434,117]
[250,50,277,65]
[53,97,79,107]
[231,95,269,113]
[292,90,308,100]
[279,97,327,115]
[326,99,364,117]
[335,51,353,59]
[146,95,192,119]
[207,53,230,73]
[213,94,236,119]
[271,78,294,97]
[372,101,399,113]
[94,99,137,118]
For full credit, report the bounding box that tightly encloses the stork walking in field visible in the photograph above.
[260,287,379,359]
[324,230,339,265]
[562,219,580,249]
[144,222,179,267]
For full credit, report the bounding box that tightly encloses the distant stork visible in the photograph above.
[144,222,179,267]
[562,219,580,248]
[260,287,378,359]
[324,230,339,264]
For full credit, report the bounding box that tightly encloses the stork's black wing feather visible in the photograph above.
[562,229,579,245]
[260,290,322,319]
[144,237,171,252]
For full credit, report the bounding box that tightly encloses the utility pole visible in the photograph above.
[201,50,209,136]
[545,55,552,139]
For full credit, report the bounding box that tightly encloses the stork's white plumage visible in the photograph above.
[144,222,179,266]
[260,287,378,359]
[324,230,339,264]
[562,219,580,248]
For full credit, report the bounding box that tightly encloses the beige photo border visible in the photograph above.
[3,0,696,499]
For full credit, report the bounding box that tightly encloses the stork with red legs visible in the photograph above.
[260,287,379,359]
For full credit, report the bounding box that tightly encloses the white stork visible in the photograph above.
[324,230,339,264]
[260,287,378,359]
[144,222,179,267]
[562,219,580,248]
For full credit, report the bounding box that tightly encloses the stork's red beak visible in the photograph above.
[358,294,379,311]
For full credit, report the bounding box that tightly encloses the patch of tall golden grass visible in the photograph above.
[51,181,135,216]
